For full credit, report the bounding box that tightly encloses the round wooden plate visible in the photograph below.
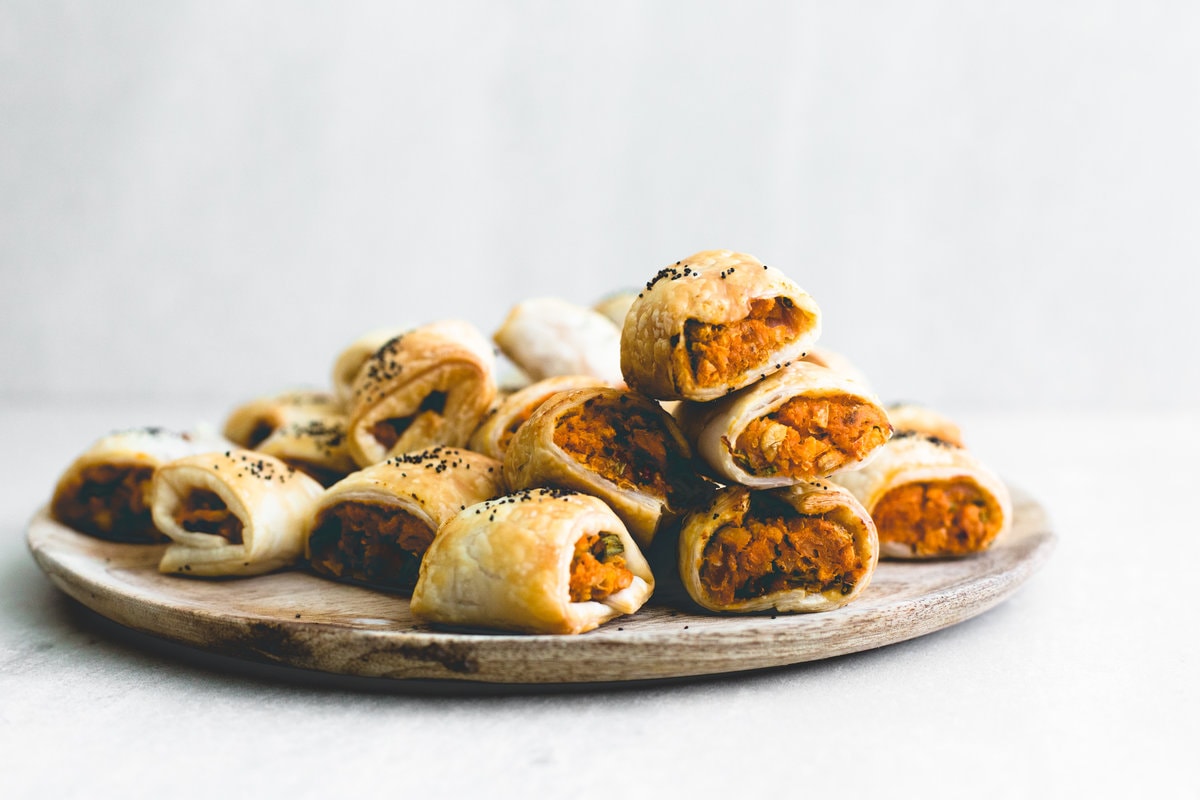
[27,488,1053,684]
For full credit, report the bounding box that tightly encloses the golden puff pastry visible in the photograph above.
[493,297,624,385]
[306,447,505,592]
[679,482,878,613]
[592,290,638,328]
[885,403,965,448]
[224,390,355,486]
[331,327,408,408]
[50,427,230,543]
[830,433,1011,559]
[678,361,892,487]
[151,450,324,577]
[621,250,822,401]
[346,320,497,467]
[801,345,871,387]
[468,374,610,461]
[504,387,707,548]
[411,489,654,634]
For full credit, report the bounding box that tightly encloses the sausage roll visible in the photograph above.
[306,447,504,592]
[620,250,822,401]
[679,482,878,613]
[50,427,229,543]
[801,345,870,387]
[592,290,638,328]
[504,387,706,548]
[411,489,654,634]
[346,320,497,467]
[493,297,624,385]
[678,362,892,487]
[151,450,324,577]
[831,433,1012,559]
[331,327,409,407]
[224,390,355,486]
[468,374,610,461]
[886,403,965,448]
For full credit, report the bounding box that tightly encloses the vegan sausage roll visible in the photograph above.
[831,433,1011,559]
[346,320,497,467]
[679,482,878,613]
[678,362,892,487]
[592,290,638,328]
[504,387,707,548]
[331,326,408,407]
[886,403,965,448]
[801,345,870,387]
[224,390,356,486]
[305,447,505,592]
[411,489,654,634]
[493,297,624,385]
[50,427,230,543]
[468,374,610,461]
[621,250,822,401]
[151,450,324,577]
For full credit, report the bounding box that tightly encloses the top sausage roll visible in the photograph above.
[151,450,324,576]
[621,250,822,401]
[831,433,1011,559]
[50,427,229,543]
[504,387,707,548]
[678,482,878,613]
[331,326,409,407]
[411,489,654,635]
[493,297,624,385]
[224,390,356,486]
[305,447,505,592]
[886,403,965,448]
[346,320,498,467]
[467,374,610,461]
[678,361,892,487]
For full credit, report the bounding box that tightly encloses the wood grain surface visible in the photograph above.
[26,488,1054,684]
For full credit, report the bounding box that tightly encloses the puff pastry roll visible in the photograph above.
[801,346,870,387]
[50,427,229,543]
[831,433,1011,559]
[346,320,497,467]
[493,297,624,385]
[151,450,324,576]
[886,403,965,448]
[306,447,504,592]
[224,390,355,486]
[679,482,878,613]
[468,374,610,461]
[592,290,638,328]
[678,362,892,487]
[504,387,706,548]
[621,250,822,401]
[411,489,654,634]
[331,326,408,407]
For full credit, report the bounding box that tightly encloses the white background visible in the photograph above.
[4,1,1198,413]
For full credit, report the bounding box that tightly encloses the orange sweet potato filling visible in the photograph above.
[735,395,890,478]
[872,479,1002,557]
[700,495,865,605]
[173,490,244,544]
[307,501,436,591]
[51,464,162,543]
[569,533,634,602]
[677,297,809,388]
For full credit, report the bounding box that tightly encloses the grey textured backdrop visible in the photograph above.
[3,1,1197,413]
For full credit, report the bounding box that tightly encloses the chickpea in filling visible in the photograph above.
[569,532,633,602]
[173,489,244,544]
[872,479,1002,557]
[677,297,809,388]
[307,502,436,591]
[371,391,448,451]
[700,494,866,605]
[735,395,890,478]
[51,464,161,542]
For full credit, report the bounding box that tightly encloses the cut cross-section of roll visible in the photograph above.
[468,374,610,461]
[621,250,822,401]
[679,482,878,613]
[151,450,324,577]
[305,447,505,593]
[224,390,355,486]
[411,489,654,634]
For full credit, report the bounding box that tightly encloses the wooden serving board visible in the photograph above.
[26,489,1054,684]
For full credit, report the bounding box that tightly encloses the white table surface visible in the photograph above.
[2,402,1196,798]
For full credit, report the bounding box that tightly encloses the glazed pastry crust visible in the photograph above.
[886,404,965,448]
[346,320,497,467]
[411,489,654,634]
[678,361,891,487]
[678,482,878,613]
[801,346,871,388]
[152,450,324,577]
[468,374,610,461]
[493,298,624,385]
[620,250,822,401]
[830,434,1012,559]
[331,327,409,408]
[224,390,355,484]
